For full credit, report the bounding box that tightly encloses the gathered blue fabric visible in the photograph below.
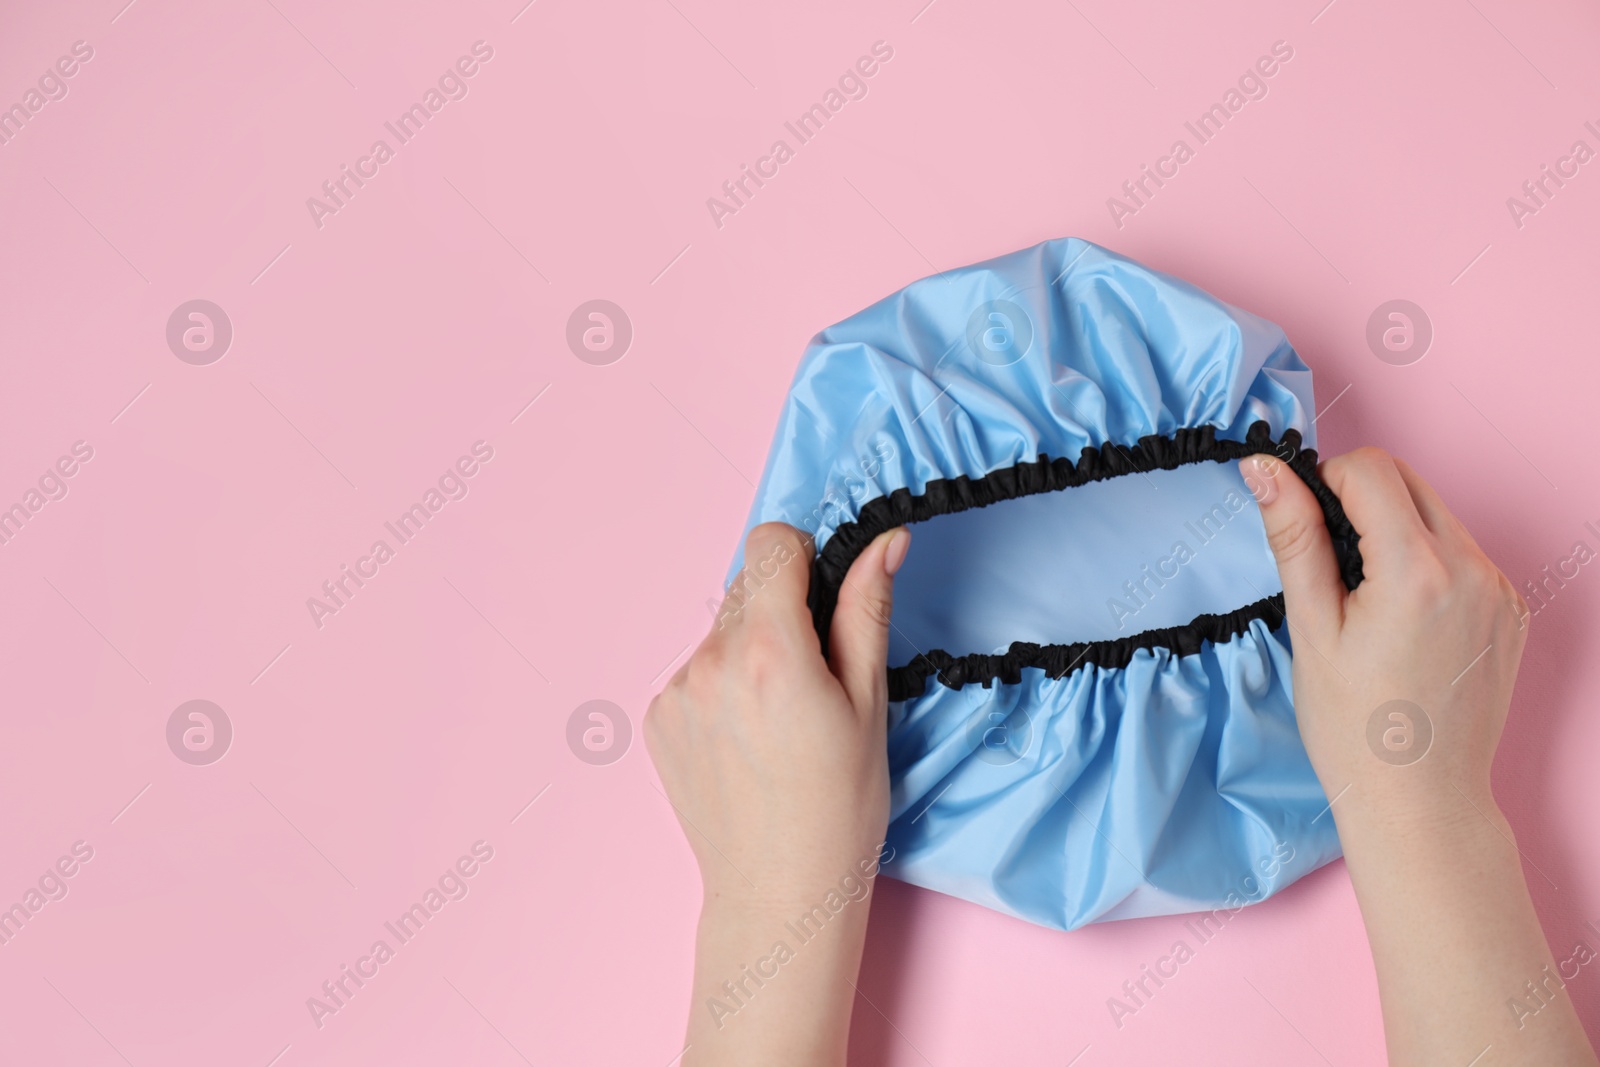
[728,238,1349,930]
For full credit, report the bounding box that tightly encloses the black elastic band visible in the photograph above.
[805,421,1364,701]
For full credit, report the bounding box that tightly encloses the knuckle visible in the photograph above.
[747,522,812,564]
[711,587,747,630]
[1321,446,1391,487]
[1512,592,1533,633]
[743,618,813,689]
[1499,568,1528,610]
[1462,559,1502,598]
[1266,515,1321,562]
[742,615,792,662]
[1427,551,1500,608]
[698,631,728,666]
[685,641,727,691]
[643,693,678,759]
[1348,445,1395,468]
[642,700,666,754]
[1507,587,1533,633]
[1399,556,1452,600]
[858,590,894,628]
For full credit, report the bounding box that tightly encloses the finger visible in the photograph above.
[1316,447,1433,577]
[728,522,815,637]
[1499,571,1532,637]
[1239,456,1345,640]
[1391,456,1476,550]
[829,527,910,716]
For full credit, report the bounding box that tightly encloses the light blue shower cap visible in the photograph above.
[730,238,1363,931]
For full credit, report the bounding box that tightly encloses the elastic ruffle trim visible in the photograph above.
[806,421,1365,700]
[887,594,1285,701]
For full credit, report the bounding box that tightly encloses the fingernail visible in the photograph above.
[1244,456,1279,505]
[883,528,910,576]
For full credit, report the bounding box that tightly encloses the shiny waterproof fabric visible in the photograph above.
[728,238,1346,930]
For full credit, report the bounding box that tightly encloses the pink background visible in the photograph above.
[2,0,1597,1063]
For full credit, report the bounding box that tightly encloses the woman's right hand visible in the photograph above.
[1240,448,1596,1067]
[1240,447,1528,828]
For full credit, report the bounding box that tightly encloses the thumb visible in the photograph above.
[1239,455,1345,640]
[829,527,911,716]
